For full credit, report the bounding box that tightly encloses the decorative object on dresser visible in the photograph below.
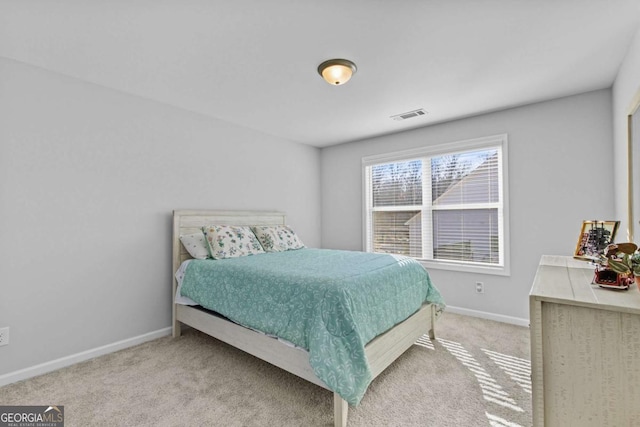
[529,255,640,426]
[601,242,640,290]
[172,210,444,427]
[591,242,637,289]
[573,220,619,261]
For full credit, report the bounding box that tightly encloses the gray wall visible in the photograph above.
[613,27,640,241]
[321,89,614,322]
[0,58,321,375]
[2,37,635,376]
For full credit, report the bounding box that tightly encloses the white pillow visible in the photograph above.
[202,225,265,259]
[179,232,210,259]
[251,225,305,252]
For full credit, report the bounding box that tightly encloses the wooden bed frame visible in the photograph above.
[172,210,437,427]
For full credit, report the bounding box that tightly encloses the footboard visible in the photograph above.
[174,302,435,427]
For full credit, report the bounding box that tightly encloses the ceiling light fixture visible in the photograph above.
[317,59,357,85]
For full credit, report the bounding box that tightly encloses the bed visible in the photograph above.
[172,210,444,426]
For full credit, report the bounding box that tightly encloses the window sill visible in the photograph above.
[418,259,510,276]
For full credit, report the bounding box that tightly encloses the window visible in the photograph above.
[363,134,509,275]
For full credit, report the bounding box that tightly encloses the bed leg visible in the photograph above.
[334,393,348,427]
[173,322,181,338]
[428,306,436,340]
[172,307,181,338]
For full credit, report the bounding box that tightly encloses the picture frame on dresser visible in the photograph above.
[573,220,619,260]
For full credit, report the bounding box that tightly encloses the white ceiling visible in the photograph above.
[1,1,639,147]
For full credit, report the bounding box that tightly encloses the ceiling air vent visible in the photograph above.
[390,108,428,121]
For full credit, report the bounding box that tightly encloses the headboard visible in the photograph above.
[171,209,287,301]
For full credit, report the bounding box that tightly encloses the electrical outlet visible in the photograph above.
[0,327,8,346]
[475,282,484,293]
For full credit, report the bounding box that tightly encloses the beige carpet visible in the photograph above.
[0,312,531,426]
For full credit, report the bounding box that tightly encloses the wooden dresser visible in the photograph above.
[529,255,640,426]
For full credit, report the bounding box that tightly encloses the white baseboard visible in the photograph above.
[0,327,172,388]
[0,309,527,388]
[445,305,529,327]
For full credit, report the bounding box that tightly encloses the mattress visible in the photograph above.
[178,248,445,405]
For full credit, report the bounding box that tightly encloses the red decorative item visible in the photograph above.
[593,265,634,290]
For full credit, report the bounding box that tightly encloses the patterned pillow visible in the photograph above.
[202,225,265,259]
[251,225,305,252]
[179,232,210,259]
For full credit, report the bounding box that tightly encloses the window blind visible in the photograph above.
[363,135,508,274]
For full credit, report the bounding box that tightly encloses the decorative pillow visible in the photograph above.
[179,232,210,259]
[202,225,265,259]
[251,225,305,252]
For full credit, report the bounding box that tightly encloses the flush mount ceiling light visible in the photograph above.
[317,59,357,85]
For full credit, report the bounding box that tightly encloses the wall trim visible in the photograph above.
[445,305,529,327]
[0,327,172,387]
[0,310,526,388]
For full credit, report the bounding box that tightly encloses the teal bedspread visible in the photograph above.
[180,248,445,405]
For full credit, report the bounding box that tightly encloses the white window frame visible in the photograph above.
[362,134,510,276]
